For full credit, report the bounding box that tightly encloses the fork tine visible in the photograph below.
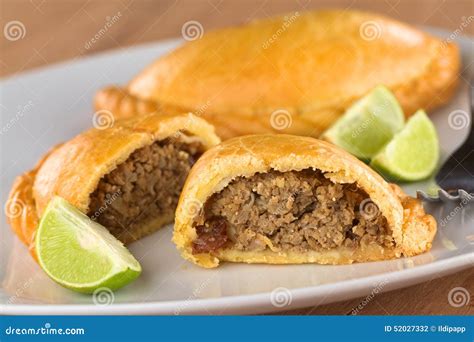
[417,189,474,202]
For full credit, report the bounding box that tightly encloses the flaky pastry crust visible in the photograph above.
[7,113,220,256]
[95,10,459,140]
[172,135,436,268]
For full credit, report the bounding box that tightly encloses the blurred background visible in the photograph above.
[1,0,473,77]
[1,0,473,315]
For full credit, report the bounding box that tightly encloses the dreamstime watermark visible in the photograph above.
[443,16,474,46]
[262,12,300,49]
[448,110,470,131]
[359,21,382,41]
[194,100,211,117]
[4,20,26,41]
[0,101,34,136]
[359,198,379,220]
[4,323,85,336]
[4,197,25,219]
[181,198,202,219]
[351,114,376,139]
[351,279,389,315]
[270,287,292,308]
[181,20,204,41]
[439,195,472,227]
[171,129,184,140]
[270,109,292,130]
[92,109,115,129]
[89,189,122,221]
[92,287,115,306]
[84,12,122,50]
[350,97,392,139]
[7,276,36,304]
[448,287,470,308]
[174,276,214,315]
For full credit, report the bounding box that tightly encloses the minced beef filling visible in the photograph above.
[192,169,393,254]
[88,137,202,240]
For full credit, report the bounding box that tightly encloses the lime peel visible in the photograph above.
[36,197,141,293]
[322,85,404,160]
[370,110,439,182]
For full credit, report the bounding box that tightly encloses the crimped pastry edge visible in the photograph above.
[173,134,437,268]
[93,14,460,140]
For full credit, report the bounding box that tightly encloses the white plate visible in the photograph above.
[1,28,473,315]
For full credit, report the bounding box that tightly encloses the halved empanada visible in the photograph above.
[7,113,220,256]
[173,135,436,268]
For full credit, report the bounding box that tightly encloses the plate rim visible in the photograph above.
[2,252,472,315]
[1,27,473,315]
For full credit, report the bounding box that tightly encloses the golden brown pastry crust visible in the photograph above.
[94,86,188,120]
[172,134,436,268]
[95,10,459,140]
[7,113,220,256]
[6,145,60,259]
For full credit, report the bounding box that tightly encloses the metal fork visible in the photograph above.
[417,78,474,203]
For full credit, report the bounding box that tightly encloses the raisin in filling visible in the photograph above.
[192,169,393,254]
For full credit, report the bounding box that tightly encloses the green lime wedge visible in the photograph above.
[322,85,404,160]
[36,197,141,293]
[370,110,439,182]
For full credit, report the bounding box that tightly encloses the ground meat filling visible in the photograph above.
[88,137,202,240]
[192,169,393,254]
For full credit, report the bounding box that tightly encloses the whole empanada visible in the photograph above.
[95,10,459,139]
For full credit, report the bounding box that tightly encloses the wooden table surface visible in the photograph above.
[1,0,473,315]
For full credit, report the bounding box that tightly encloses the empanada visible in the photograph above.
[7,113,220,255]
[173,135,436,268]
[95,9,459,139]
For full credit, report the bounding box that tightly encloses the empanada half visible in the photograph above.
[173,135,436,268]
[95,9,459,139]
[7,113,220,256]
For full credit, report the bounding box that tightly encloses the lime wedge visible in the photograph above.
[370,110,439,182]
[322,85,404,160]
[36,197,141,293]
